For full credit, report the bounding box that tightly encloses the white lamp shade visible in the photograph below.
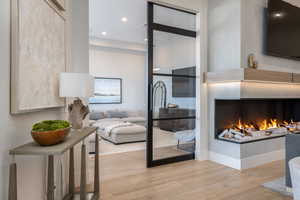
[59,73,94,98]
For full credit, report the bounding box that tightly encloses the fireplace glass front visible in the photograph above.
[215,99,300,143]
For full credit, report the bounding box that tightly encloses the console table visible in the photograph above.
[8,127,99,200]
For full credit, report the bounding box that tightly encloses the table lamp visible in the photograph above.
[59,73,94,129]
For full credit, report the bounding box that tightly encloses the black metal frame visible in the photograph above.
[153,116,196,121]
[147,2,197,168]
[151,2,197,15]
[89,77,122,104]
[100,137,146,145]
[153,73,197,79]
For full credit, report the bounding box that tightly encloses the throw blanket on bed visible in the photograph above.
[103,122,133,137]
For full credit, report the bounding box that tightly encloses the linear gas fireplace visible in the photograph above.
[215,99,300,144]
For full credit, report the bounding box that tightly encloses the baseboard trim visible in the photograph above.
[209,151,241,170]
[209,149,285,170]
[241,149,285,170]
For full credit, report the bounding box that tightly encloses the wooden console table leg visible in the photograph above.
[94,133,100,198]
[69,147,75,197]
[80,142,87,200]
[9,163,17,200]
[47,155,55,200]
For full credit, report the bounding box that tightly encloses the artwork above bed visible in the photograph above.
[10,0,67,114]
[89,78,122,104]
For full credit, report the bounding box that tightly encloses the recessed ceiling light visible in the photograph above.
[121,17,128,22]
[144,38,148,42]
[153,68,160,72]
[274,12,283,18]
[101,32,107,36]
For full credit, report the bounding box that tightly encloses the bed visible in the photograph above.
[92,118,146,145]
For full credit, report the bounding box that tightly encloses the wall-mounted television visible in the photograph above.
[266,0,300,60]
[172,67,196,98]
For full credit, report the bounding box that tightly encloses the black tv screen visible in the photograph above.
[172,67,196,98]
[266,0,300,60]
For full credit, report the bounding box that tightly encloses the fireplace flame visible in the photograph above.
[234,118,293,131]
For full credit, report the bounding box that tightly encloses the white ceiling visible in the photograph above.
[89,0,196,44]
[89,0,147,44]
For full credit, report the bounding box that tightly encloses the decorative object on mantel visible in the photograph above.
[247,53,258,69]
[60,73,94,129]
[10,0,67,114]
[31,120,71,146]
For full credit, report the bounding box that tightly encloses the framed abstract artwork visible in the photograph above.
[89,78,122,104]
[10,0,67,114]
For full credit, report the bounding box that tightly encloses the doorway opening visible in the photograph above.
[88,1,198,182]
[147,2,197,167]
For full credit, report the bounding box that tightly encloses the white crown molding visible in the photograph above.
[89,37,147,52]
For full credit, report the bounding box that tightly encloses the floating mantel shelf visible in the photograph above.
[204,68,300,84]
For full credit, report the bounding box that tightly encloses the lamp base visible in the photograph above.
[68,98,89,130]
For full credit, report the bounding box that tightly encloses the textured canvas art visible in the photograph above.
[11,0,66,114]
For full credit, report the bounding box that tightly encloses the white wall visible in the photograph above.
[207,0,300,73]
[0,0,89,199]
[242,0,300,73]
[89,45,147,112]
[69,0,91,189]
[208,0,242,72]
[0,1,64,199]
[70,0,90,73]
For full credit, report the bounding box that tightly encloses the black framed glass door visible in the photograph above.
[147,2,197,167]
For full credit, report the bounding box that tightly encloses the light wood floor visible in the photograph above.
[96,150,291,200]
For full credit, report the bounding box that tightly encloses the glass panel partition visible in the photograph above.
[147,2,197,167]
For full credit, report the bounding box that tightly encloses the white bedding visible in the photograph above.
[94,119,144,137]
[92,118,147,144]
[104,122,132,137]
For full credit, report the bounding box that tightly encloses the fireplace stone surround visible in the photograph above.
[208,81,300,170]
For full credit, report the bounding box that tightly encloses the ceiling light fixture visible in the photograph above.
[121,17,128,22]
[153,68,160,72]
[101,32,107,36]
[274,12,283,18]
[144,38,148,42]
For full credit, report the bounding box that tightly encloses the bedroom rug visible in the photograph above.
[262,177,293,197]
